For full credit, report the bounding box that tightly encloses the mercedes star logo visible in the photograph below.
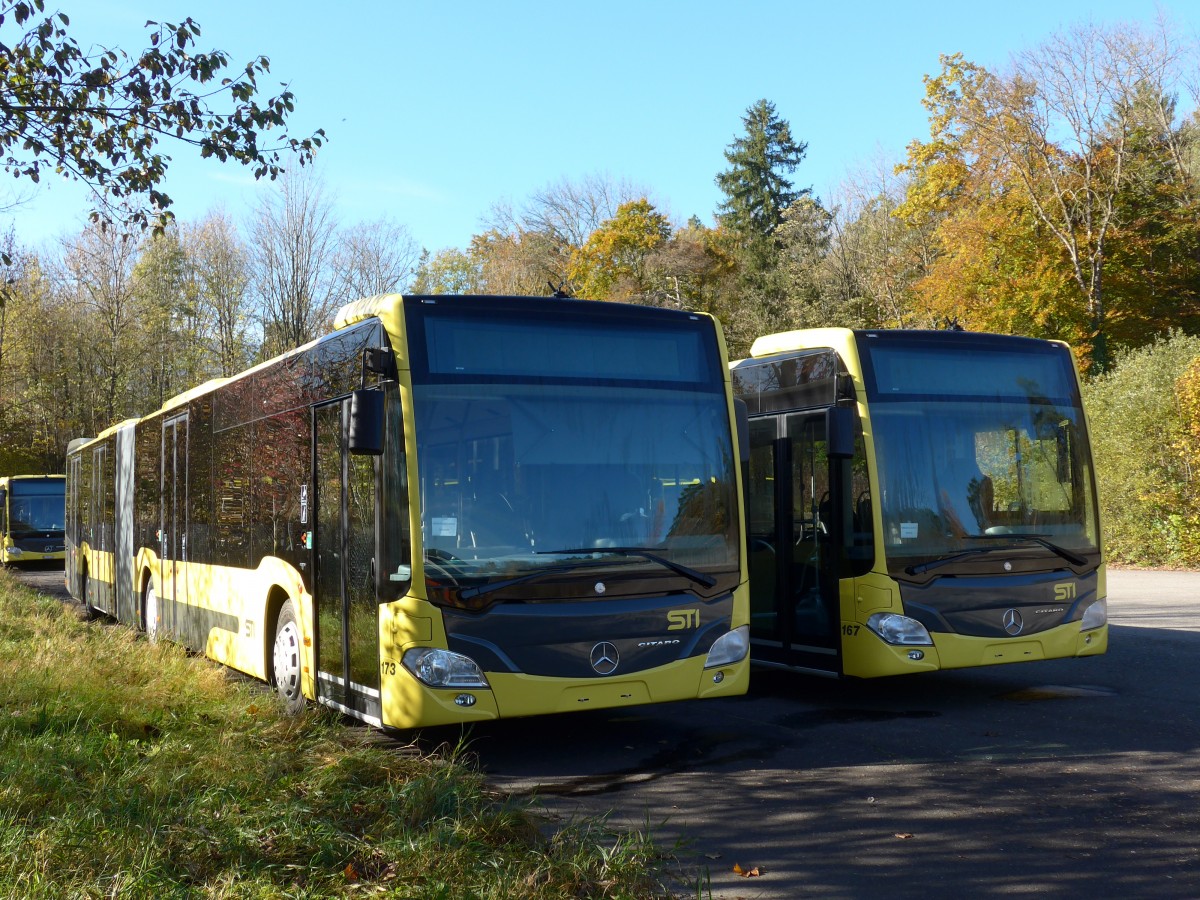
[590,641,619,675]
[1003,608,1024,636]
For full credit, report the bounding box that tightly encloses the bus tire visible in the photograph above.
[80,568,98,620]
[272,600,306,716]
[143,580,160,642]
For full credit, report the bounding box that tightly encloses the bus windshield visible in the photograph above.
[858,334,1100,573]
[410,302,740,605]
[9,480,65,533]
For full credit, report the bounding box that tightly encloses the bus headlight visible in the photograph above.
[402,648,490,689]
[704,625,749,668]
[867,612,934,646]
[1081,598,1107,631]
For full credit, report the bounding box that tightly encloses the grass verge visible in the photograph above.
[0,572,679,898]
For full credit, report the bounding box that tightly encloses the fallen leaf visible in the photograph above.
[344,863,359,881]
[732,863,761,877]
[705,852,722,860]
[895,832,915,840]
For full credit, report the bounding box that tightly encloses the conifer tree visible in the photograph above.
[715,99,810,241]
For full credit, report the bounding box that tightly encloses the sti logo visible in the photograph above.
[667,609,700,630]
[1054,582,1077,602]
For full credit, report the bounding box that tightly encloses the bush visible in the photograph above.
[1083,331,1200,566]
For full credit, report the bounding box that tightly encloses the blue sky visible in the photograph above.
[10,0,1200,254]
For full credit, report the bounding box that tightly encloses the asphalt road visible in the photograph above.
[14,565,1199,898]
[469,569,1200,899]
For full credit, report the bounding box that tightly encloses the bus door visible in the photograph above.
[313,399,382,724]
[160,413,189,637]
[90,444,112,613]
[66,455,82,596]
[747,410,842,674]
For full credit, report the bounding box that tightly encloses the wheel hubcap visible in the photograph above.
[274,622,301,696]
[145,588,158,640]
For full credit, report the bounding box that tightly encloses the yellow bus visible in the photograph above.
[66,294,750,727]
[0,474,66,564]
[731,328,1107,678]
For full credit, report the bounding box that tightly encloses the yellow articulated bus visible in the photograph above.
[0,474,66,564]
[65,294,750,728]
[731,327,1107,678]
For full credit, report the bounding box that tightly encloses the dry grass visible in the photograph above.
[0,573,678,898]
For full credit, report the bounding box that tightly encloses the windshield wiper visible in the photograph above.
[965,534,1089,567]
[906,535,1089,576]
[455,558,610,602]
[454,547,719,603]
[904,545,1011,577]
[537,547,718,588]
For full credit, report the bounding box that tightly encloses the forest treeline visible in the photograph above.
[3,15,1200,565]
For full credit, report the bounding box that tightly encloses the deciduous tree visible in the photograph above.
[901,21,1195,370]
[250,169,343,356]
[334,217,420,299]
[185,209,255,376]
[58,221,140,426]
[569,198,671,300]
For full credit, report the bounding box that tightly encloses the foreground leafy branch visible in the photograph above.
[0,0,324,232]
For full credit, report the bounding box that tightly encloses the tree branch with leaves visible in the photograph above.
[0,0,324,236]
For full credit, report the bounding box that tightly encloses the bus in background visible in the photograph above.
[731,328,1106,678]
[0,474,66,565]
[66,294,750,728]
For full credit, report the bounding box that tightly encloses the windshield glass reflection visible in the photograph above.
[414,382,739,603]
[872,398,1099,570]
[10,483,65,532]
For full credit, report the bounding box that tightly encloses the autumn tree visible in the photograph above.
[901,21,1199,369]
[639,218,731,312]
[0,1,322,235]
[569,199,672,300]
[465,228,559,296]
[483,174,649,295]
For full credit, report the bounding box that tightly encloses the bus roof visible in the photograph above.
[747,327,1070,360]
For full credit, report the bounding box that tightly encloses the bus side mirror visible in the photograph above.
[827,406,855,459]
[734,399,750,465]
[349,389,385,456]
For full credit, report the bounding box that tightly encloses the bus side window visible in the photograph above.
[379,384,411,598]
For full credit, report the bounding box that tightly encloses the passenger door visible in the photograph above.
[160,413,189,637]
[747,410,842,674]
[313,399,382,724]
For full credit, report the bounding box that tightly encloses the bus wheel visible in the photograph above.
[143,581,159,642]
[272,600,305,715]
[80,569,98,620]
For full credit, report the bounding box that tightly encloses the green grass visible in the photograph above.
[0,573,680,899]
